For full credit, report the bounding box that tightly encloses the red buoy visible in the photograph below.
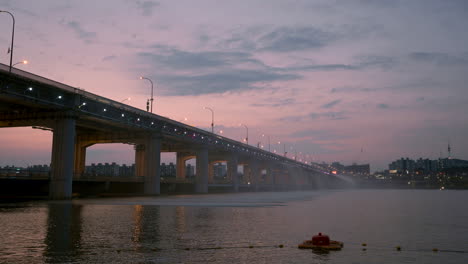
[312,233,330,246]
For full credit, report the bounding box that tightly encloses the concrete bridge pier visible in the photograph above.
[270,167,278,191]
[250,161,261,192]
[176,152,193,180]
[265,166,274,191]
[208,161,216,184]
[227,155,239,192]
[73,139,97,179]
[73,141,87,179]
[143,134,161,195]
[135,144,146,178]
[49,118,76,200]
[195,148,208,193]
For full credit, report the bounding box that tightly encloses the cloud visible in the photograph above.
[280,111,349,123]
[258,26,337,52]
[138,47,263,70]
[289,64,359,72]
[290,129,350,141]
[321,99,342,109]
[66,21,97,44]
[279,115,306,123]
[282,55,397,73]
[355,55,398,70]
[309,111,348,120]
[102,55,117,61]
[250,98,296,108]
[159,69,300,96]
[331,86,377,93]
[409,52,468,66]
[377,103,389,109]
[136,45,299,95]
[136,1,160,16]
[348,0,401,8]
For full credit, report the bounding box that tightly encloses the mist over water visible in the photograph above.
[1,190,467,264]
[332,174,356,185]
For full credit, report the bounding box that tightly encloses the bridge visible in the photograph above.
[0,63,337,199]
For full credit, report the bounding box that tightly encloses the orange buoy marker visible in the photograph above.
[298,233,343,250]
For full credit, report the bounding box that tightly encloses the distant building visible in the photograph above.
[119,164,134,177]
[213,163,227,178]
[389,158,415,173]
[439,158,468,169]
[85,162,120,177]
[415,158,437,172]
[186,164,195,177]
[344,164,370,176]
[389,157,468,173]
[331,162,345,171]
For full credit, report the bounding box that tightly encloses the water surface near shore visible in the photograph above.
[1,190,467,264]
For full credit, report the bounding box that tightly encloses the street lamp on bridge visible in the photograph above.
[262,134,271,152]
[12,60,27,67]
[0,10,15,73]
[139,76,154,113]
[204,107,214,133]
[120,97,131,103]
[241,124,248,145]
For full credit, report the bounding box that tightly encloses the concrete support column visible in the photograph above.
[208,162,215,183]
[250,161,260,192]
[265,166,274,191]
[176,152,187,180]
[291,166,299,189]
[144,134,161,195]
[73,143,87,179]
[195,148,208,193]
[297,168,305,190]
[227,155,239,192]
[134,144,145,177]
[49,118,76,199]
[242,164,249,184]
[281,166,291,189]
[264,166,271,184]
[270,167,277,191]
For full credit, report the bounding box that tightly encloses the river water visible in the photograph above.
[0,190,467,264]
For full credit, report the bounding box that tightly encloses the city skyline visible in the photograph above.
[1,0,468,171]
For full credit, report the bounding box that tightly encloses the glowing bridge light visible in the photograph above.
[57,95,62,99]
[137,118,140,121]
[121,113,125,117]
[151,122,154,125]
[28,87,33,91]
[103,108,107,112]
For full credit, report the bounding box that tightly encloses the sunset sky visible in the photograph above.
[1,0,468,171]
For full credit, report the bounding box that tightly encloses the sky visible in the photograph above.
[1,0,468,171]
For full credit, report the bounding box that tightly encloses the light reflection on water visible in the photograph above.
[0,190,467,264]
